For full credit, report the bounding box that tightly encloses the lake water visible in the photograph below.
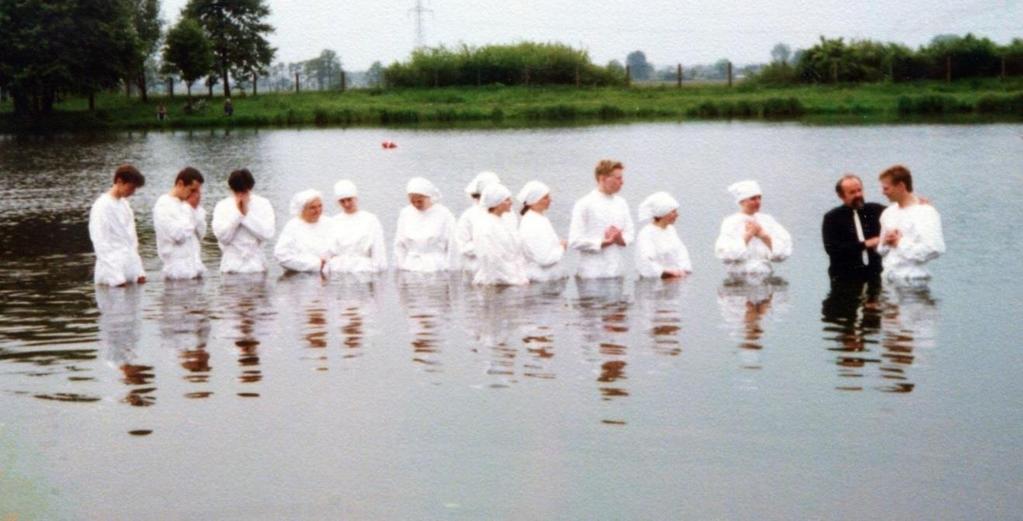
[1,123,1021,520]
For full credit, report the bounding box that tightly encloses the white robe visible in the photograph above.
[473,213,529,286]
[568,189,635,279]
[394,204,458,272]
[273,217,336,274]
[211,194,276,274]
[714,212,792,280]
[519,210,565,282]
[456,203,517,272]
[327,210,388,273]
[877,203,945,282]
[635,223,692,278]
[153,194,207,280]
[88,193,146,286]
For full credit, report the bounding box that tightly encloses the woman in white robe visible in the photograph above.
[516,180,566,282]
[473,184,528,286]
[328,179,388,274]
[635,192,692,279]
[274,190,336,274]
[394,177,458,272]
[714,180,792,281]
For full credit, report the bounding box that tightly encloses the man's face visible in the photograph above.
[598,168,624,195]
[880,178,904,202]
[839,178,865,209]
[339,197,359,214]
[740,195,762,215]
[115,180,138,198]
[178,180,202,198]
[408,194,431,211]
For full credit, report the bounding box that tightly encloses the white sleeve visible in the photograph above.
[393,211,408,269]
[212,200,243,245]
[520,215,564,267]
[444,210,460,270]
[455,209,476,257]
[634,228,664,278]
[89,200,116,257]
[241,198,276,242]
[677,241,693,273]
[273,222,321,272]
[763,215,792,262]
[370,215,388,271]
[568,198,601,253]
[900,207,945,263]
[193,206,207,241]
[714,216,748,262]
[154,198,194,245]
[620,200,635,246]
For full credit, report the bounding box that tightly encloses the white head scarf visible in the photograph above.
[333,179,358,199]
[290,189,323,217]
[727,180,762,204]
[516,180,550,207]
[638,192,680,222]
[406,177,441,201]
[480,183,512,209]
[464,171,501,197]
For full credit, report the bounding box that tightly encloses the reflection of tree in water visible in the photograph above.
[397,272,455,373]
[878,286,938,393]
[717,278,788,370]
[634,279,687,357]
[574,278,631,402]
[96,285,154,406]
[217,274,275,389]
[159,280,212,399]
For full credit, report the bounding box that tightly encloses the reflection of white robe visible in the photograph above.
[568,189,635,279]
[519,210,565,282]
[394,204,457,272]
[714,212,791,280]
[211,194,276,273]
[456,204,517,272]
[473,213,528,286]
[328,210,388,273]
[877,203,945,283]
[95,285,142,365]
[273,218,335,273]
[88,193,146,286]
[635,223,692,278]
[153,194,207,280]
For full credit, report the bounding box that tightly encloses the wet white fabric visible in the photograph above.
[153,194,207,280]
[406,177,441,200]
[714,211,792,280]
[637,192,679,222]
[568,189,635,278]
[519,209,565,281]
[333,180,358,199]
[464,171,500,196]
[289,189,322,216]
[727,180,762,204]
[273,217,336,273]
[635,223,692,278]
[328,210,388,273]
[480,183,511,209]
[212,194,276,273]
[88,193,146,286]
[516,180,550,206]
[394,203,458,272]
[456,202,518,273]
[877,202,945,282]
[473,212,528,286]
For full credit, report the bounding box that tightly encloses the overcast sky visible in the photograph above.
[161,0,1022,70]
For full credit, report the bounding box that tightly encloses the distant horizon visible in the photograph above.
[161,0,1021,71]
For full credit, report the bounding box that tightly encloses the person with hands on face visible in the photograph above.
[212,168,276,274]
[153,167,207,280]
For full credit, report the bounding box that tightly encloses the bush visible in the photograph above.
[896,95,968,114]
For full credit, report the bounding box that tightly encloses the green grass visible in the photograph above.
[3,78,1023,132]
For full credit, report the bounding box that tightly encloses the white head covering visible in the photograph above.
[290,189,323,216]
[333,179,358,199]
[727,180,762,204]
[464,171,501,196]
[638,192,680,222]
[516,180,550,207]
[406,177,441,200]
[480,183,512,209]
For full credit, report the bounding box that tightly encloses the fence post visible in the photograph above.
[946,56,952,83]
[677,64,682,88]
[252,72,258,96]
[575,66,580,88]
[295,72,300,93]
[625,65,631,87]
[727,61,733,87]
[168,78,174,99]
[340,69,346,92]
[831,61,838,83]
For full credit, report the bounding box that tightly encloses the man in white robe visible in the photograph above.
[153,167,207,280]
[876,165,945,283]
[329,179,388,273]
[568,159,635,279]
[211,168,276,274]
[88,164,147,286]
[714,180,792,281]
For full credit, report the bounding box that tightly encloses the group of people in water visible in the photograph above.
[88,159,945,289]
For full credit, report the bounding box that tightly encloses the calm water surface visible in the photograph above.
[1,123,1021,519]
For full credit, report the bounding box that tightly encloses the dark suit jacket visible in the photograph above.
[822,202,885,280]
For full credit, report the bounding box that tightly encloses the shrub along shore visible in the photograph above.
[2,79,1022,132]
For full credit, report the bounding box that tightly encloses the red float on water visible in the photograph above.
[381,140,398,149]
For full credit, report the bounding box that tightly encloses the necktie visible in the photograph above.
[853,209,868,265]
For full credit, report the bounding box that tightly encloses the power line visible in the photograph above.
[409,0,434,49]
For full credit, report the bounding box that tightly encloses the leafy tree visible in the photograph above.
[625,50,654,80]
[304,49,342,90]
[771,43,792,64]
[127,0,163,101]
[183,0,275,98]
[366,61,385,88]
[161,18,213,101]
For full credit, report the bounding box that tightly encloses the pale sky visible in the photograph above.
[161,0,1022,70]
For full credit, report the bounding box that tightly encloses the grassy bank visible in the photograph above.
[3,79,1023,132]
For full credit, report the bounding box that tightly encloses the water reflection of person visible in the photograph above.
[575,277,631,401]
[159,279,212,387]
[397,271,455,372]
[331,274,384,361]
[520,279,568,380]
[634,278,686,357]
[877,285,938,393]
[219,273,274,385]
[464,285,528,385]
[277,272,330,371]
[717,279,788,370]
[821,279,883,391]
[96,285,154,405]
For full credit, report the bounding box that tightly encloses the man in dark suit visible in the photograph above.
[822,174,885,282]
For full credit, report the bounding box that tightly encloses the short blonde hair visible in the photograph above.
[594,159,624,181]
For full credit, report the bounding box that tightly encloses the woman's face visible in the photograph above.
[409,193,432,211]
[301,198,323,223]
[656,208,679,226]
[531,193,551,213]
[491,198,512,216]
